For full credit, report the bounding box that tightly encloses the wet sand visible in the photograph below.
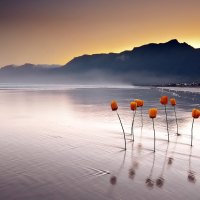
[0,85,200,200]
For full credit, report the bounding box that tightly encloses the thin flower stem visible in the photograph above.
[152,118,156,152]
[131,110,136,141]
[164,105,169,142]
[191,118,194,146]
[174,106,179,135]
[171,135,178,157]
[117,111,126,150]
[141,107,143,128]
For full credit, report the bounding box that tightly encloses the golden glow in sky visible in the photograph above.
[0,0,200,66]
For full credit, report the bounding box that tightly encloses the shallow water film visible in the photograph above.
[0,85,200,200]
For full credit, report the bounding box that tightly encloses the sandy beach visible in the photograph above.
[0,85,200,200]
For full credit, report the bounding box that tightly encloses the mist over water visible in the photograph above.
[0,85,200,200]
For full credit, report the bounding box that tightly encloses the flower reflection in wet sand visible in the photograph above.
[156,177,165,188]
[187,171,196,183]
[137,123,144,152]
[145,153,155,189]
[129,168,136,180]
[167,135,178,166]
[146,178,154,189]
[187,147,196,184]
[155,143,169,188]
[109,151,126,187]
[110,176,117,185]
[168,157,174,165]
[129,143,139,180]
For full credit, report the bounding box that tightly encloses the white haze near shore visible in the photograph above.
[159,87,200,94]
[0,83,151,90]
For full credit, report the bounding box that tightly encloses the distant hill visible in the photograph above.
[0,63,62,83]
[0,39,200,84]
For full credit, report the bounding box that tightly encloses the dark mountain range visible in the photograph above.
[0,39,200,84]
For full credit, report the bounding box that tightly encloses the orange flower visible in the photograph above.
[192,109,200,119]
[149,108,158,119]
[170,98,176,106]
[130,102,137,111]
[160,96,168,105]
[135,99,144,107]
[111,100,118,111]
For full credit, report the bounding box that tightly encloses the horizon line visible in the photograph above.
[1,38,199,68]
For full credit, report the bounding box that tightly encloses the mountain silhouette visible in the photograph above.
[0,39,200,84]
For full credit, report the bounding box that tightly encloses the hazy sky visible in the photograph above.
[1,0,200,66]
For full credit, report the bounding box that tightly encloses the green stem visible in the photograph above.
[164,105,169,142]
[191,118,194,146]
[131,110,136,141]
[152,118,156,152]
[117,111,126,150]
[174,106,179,135]
[141,107,143,128]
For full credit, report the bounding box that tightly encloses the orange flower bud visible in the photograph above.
[111,100,118,111]
[130,102,137,111]
[149,108,158,119]
[135,99,144,107]
[192,109,200,119]
[170,98,176,106]
[160,96,168,105]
